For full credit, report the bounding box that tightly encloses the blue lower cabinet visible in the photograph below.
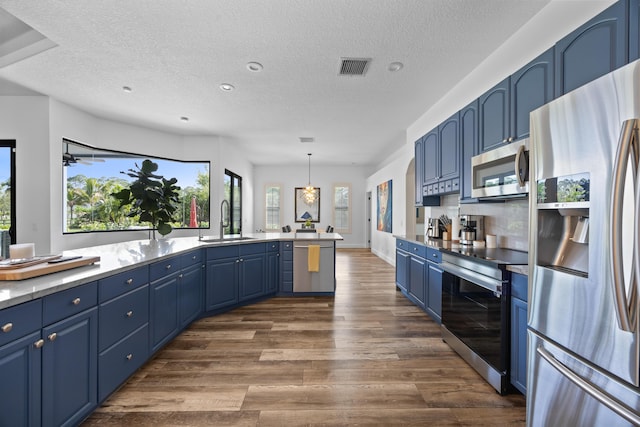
[42,307,98,427]
[98,324,149,402]
[206,257,239,310]
[150,273,180,354]
[180,263,204,328]
[510,272,528,394]
[239,253,266,302]
[0,330,42,427]
[395,249,410,292]
[280,241,293,293]
[408,255,426,308]
[267,250,279,294]
[426,263,442,324]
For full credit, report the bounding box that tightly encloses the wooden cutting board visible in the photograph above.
[0,256,100,281]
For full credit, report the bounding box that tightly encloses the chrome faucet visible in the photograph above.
[220,199,230,239]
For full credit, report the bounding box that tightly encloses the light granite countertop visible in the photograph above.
[0,232,343,310]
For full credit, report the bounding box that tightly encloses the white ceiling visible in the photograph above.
[0,0,566,166]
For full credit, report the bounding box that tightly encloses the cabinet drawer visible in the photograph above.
[422,185,429,196]
[451,178,460,192]
[98,324,149,402]
[207,245,238,260]
[99,267,149,302]
[409,243,427,259]
[240,242,266,256]
[42,281,97,325]
[438,181,446,193]
[282,249,293,262]
[426,248,442,263]
[396,239,409,251]
[266,241,279,252]
[280,241,293,252]
[181,250,203,268]
[150,256,181,282]
[0,299,42,347]
[99,285,149,351]
[511,273,528,302]
[444,180,453,193]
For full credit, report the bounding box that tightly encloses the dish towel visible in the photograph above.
[308,245,320,272]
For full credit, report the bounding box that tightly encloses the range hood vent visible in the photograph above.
[339,58,371,76]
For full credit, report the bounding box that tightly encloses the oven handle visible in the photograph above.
[440,261,503,295]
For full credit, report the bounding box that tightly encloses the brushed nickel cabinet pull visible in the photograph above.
[72,297,81,305]
[126,311,134,318]
[34,339,44,349]
[48,333,57,342]
[166,264,172,270]
[1,323,12,333]
[126,278,133,285]
[192,255,197,260]
[179,274,183,278]
[126,354,133,360]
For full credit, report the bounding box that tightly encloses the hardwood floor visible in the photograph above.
[83,249,526,426]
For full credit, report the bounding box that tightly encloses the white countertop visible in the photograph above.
[0,232,343,310]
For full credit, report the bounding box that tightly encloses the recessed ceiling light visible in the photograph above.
[122,86,132,92]
[388,62,404,72]
[219,83,235,91]
[180,116,189,122]
[246,62,263,72]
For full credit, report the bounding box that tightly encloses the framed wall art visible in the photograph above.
[377,180,392,232]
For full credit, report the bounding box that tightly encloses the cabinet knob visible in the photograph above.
[48,333,57,342]
[240,258,244,262]
[179,274,183,278]
[126,354,133,361]
[192,255,197,260]
[72,297,81,305]
[126,311,134,318]
[34,339,44,349]
[1,322,12,333]
[126,278,134,285]
[166,264,172,270]
[236,259,240,263]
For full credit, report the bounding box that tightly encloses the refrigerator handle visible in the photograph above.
[611,119,639,332]
[537,346,640,426]
[515,143,527,187]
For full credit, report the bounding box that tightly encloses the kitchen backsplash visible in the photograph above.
[425,195,529,252]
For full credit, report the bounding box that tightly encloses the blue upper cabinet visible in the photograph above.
[422,130,439,185]
[511,48,554,141]
[479,77,510,152]
[439,112,460,182]
[555,0,628,97]
[459,100,479,203]
[630,0,640,61]
[414,137,424,206]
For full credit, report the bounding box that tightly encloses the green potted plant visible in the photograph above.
[112,159,181,239]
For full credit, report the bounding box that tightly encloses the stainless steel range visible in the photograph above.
[440,247,528,395]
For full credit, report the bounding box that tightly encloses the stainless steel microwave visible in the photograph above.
[471,139,529,199]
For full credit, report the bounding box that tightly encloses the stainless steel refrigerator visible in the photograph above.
[528,59,640,425]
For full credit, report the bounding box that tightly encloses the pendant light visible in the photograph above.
[303,153,317,204]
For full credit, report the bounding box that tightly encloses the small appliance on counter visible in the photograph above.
[426,218,442,239]
[459,215,484,245]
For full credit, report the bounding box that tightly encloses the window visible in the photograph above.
[265,184,281,231]
[224,169,242,235]
[0,140,15,258]
[63,139,210,233]
[333,183,351,233]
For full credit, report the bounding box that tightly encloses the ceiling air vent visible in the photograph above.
[299,137,315,143]
[339,58,371,76]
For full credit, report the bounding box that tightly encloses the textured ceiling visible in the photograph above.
[0,0,556,166]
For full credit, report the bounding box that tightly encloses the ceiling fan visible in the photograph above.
[63,143,105,167]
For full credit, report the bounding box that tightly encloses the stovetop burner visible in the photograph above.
[442,247,528,266]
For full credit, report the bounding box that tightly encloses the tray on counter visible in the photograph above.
[0,256,100,280]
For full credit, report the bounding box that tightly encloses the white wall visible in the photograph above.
[253,164,368,248]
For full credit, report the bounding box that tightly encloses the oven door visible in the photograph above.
[441,264,509,373]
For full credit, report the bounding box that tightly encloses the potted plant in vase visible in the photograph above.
[112,159,181,239]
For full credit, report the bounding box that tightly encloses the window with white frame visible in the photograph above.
[333,183,351,233]
[265,184,281,231]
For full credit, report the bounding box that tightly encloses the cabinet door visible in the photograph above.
[426,263,442,324]
[266,251,279,295]
[438,113,460,182]
[511,48,554,141]
[395,250,410,292]
[555,0,627,96]
[150,275,180,353]
[180,264,204,328]
[0,331,41,427]
[630,0,640,61]
[280,241,293,294]
[415,137,424,205]
[511,297,528,394]
[479,77,510,152]
[422,130,439,185]
[42,307,98,427]
[460,100,479,202]
[409,256,426,308]
[239,253,266,301]
[205,257,239,311]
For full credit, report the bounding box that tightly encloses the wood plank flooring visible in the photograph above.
[82,249,525,426]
